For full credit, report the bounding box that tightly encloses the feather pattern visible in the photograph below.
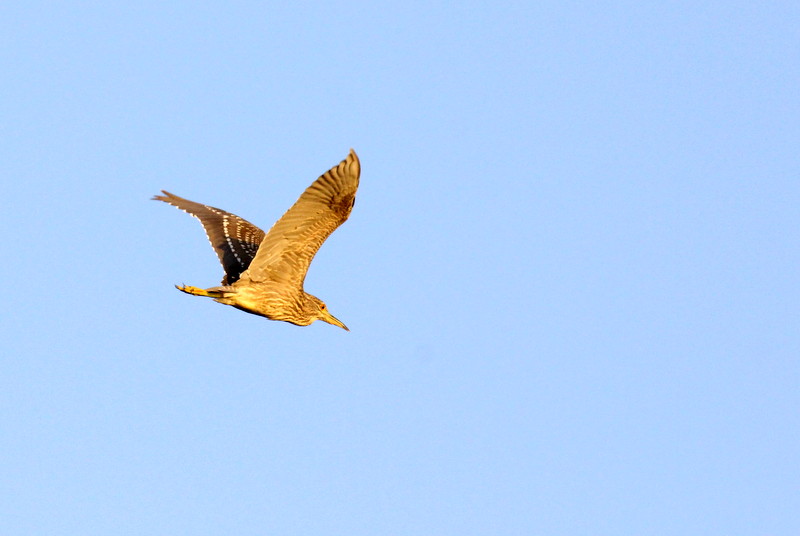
[242,149,360,288]
[152,191,265,285]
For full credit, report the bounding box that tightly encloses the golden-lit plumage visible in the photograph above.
[153,149,360,330]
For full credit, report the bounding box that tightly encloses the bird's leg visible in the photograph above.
[175,284,227,298]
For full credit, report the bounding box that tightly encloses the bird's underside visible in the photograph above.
[153,149,360,330]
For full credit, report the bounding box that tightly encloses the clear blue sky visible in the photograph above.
[2,2,798,534]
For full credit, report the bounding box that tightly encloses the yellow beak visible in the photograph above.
[321,310,349,331]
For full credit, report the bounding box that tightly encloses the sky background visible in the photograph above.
[1,1,798,534]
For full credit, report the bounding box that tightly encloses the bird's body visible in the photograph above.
[153,149,360,330]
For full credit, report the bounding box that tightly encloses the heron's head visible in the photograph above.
[308,295,349,331]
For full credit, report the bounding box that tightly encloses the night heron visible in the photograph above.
[153,149,360,330]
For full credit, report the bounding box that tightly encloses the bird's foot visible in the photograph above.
[175,284,220,297]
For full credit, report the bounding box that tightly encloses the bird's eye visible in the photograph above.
[320,303,326,310]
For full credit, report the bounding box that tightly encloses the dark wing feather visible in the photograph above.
[153,191,265,285]
[242,149,360,288]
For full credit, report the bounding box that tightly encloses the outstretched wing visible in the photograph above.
[153,191,265,285]
[242,149,360,288]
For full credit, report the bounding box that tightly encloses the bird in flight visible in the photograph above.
[153,149,360,330]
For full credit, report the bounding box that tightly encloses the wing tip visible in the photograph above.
[345,148,360,180]
[152,189,176,202]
